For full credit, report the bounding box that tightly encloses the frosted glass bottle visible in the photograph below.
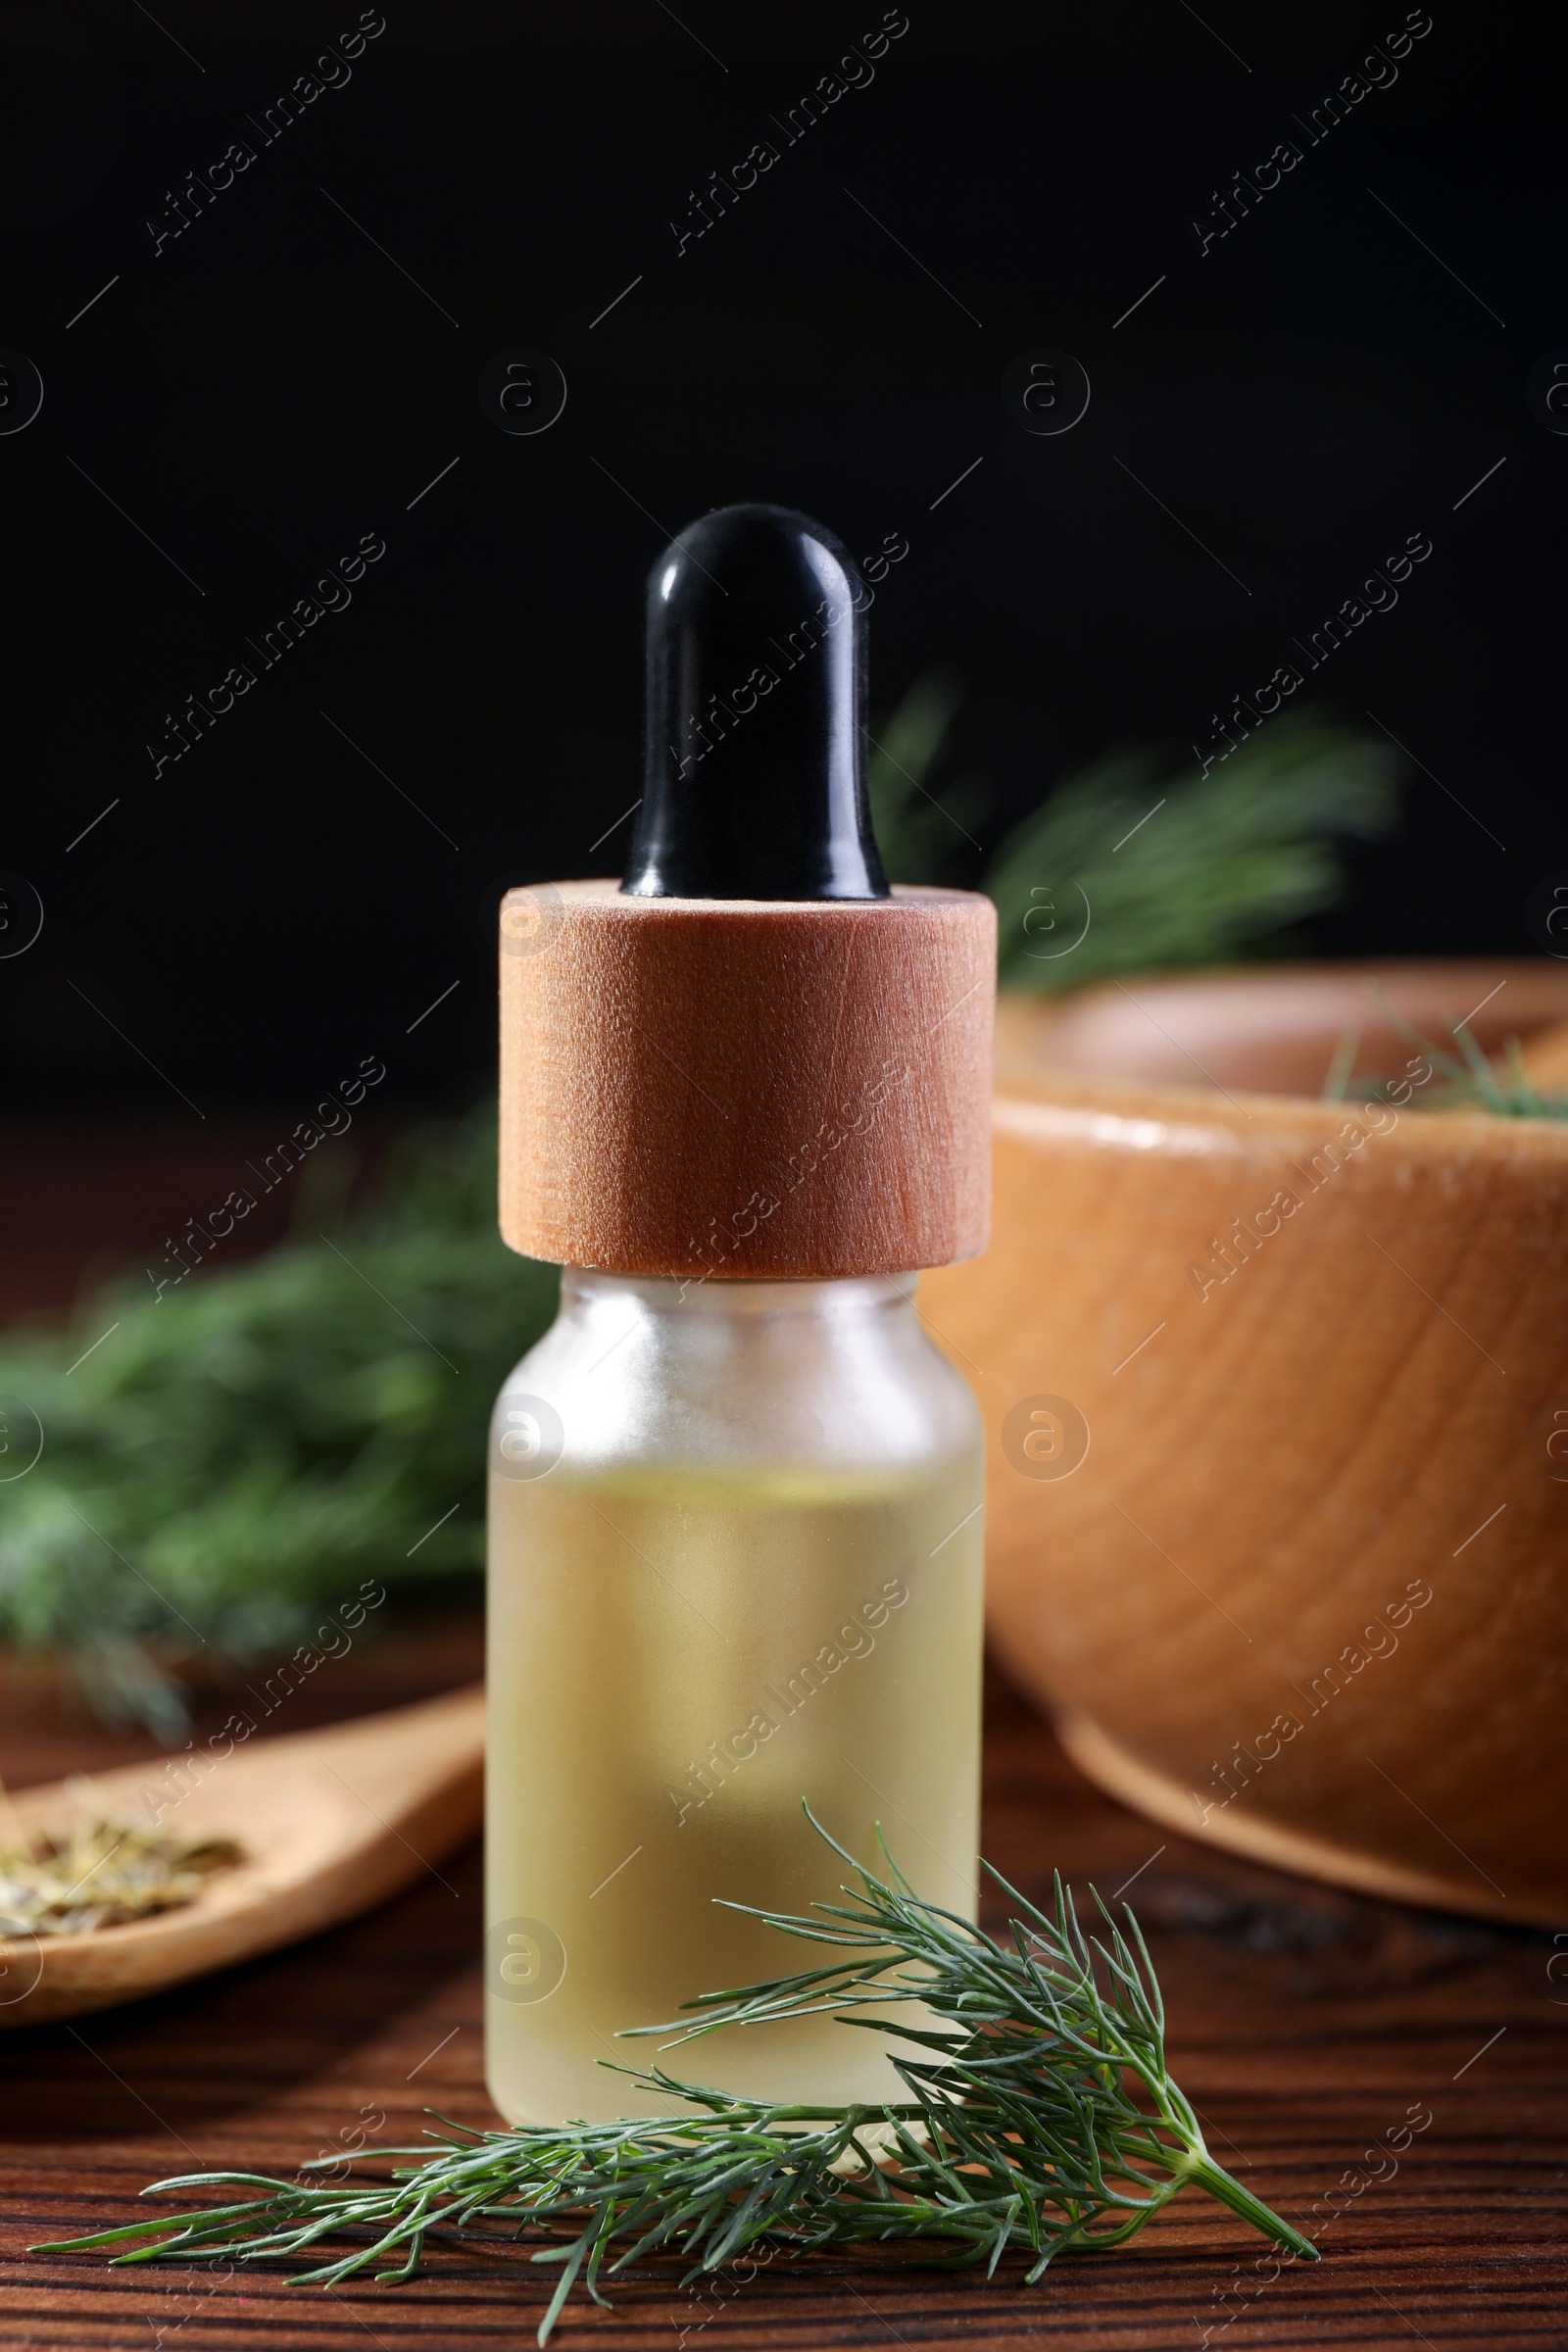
[485,1265,984,2127]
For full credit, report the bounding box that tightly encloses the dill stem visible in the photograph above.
[1183,2154,1318,2262]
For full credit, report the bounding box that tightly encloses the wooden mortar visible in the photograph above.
[924,960,1568,1926]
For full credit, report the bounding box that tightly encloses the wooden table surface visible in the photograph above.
[2,1666,1563,2350]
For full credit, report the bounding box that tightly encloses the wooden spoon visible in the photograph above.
[0,1683,483,2030]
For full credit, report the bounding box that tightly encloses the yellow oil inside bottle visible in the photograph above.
[485,1455,983,2125]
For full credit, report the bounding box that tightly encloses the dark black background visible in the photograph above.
[1,2,1558,1113]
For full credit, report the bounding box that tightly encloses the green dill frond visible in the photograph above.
[866,668,994,881]
[38,1816,1315,2340]
[1360,985,1568,1119]
[986,716,1400,988]
[864,681,1400,990]
[0,1107,558,1715]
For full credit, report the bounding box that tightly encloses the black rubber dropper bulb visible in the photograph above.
[620,504,890,900]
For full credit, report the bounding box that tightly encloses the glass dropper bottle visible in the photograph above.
[486,505,995,2126]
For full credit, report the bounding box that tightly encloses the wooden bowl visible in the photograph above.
[924,961,1568,1927]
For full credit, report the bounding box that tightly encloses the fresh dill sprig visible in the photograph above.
[867,688,1401,989]
[1402,1024,1568,1119]
[0,1107,557,1730]
[1451,1032,1568,1119]
[984,716,1399,989]
[39,1818,1315,2341]
[1358,984,1568,1119]
[866,669,994,879]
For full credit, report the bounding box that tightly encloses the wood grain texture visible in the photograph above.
[924,968,1568,1929]
[1518,1018,1568,1089]
[3,1673,1562,2349]
[1009,959,1568,1096]
[499,880,995,1277]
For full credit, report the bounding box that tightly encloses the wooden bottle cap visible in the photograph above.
[499,879,995,1278]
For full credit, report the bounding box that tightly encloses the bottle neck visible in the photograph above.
[560,1266,919,1326]
[507,1262,976,1479]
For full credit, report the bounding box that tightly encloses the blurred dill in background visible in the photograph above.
[0,1119,555,1730]
[867,679,1402,984]
[0,690,1403,1723]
